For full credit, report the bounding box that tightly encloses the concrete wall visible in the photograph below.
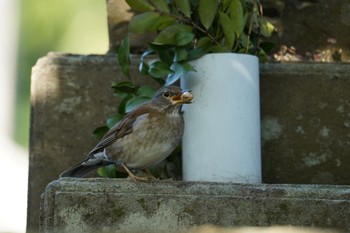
[260,63,350,184]
[28,52,350,232]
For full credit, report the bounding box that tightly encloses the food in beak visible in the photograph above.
[171,90,193,104]
[181,91,193,103]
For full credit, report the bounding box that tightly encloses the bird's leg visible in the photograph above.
[143,169,158,180]
[121,164,150,181]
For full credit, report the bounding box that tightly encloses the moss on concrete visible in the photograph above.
[41,178,350,233]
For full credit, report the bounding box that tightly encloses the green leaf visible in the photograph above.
[113,91,128,99]
[198,0,217,29]
[147,44,174,65]
[93,126,109,139]
[148,60,174,78]
[257,49,269,62]
[210,45,230,53]
[219,11,235,50]
[239,32,248,48]
[129,12,160,33]
[97,165,128,178]
[250,10,259,32]
[175,31,195,46]
[171,62,196,75]
[97,165,117,178]
[149,0,169,13]
[118,94,134,114]
[117,35,130,78]
[166,62,195,85]
[139,61,149,75]
[139,50,153,75]
[222,0,232,11]
[259,17,275,37]
[174,0,191,17]
[158,49,175,66]
[154,24,193,45]
[165,73,181,86]
[126,0,155,12]
[106,113,123,129]
[97,166,109,178]
[141,49,154,60]
[228,0,244,36]
[125,96,151,113]
[190,0,199,7]
[174,48,188,62]
[136,86,156,98]
[112,81,138,94]
[241,0,256,11]
[148,15,176,32]
[148,43,173,52]
[187,47,209,60]
[196,36,211,48]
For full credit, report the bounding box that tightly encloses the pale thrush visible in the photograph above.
[60,85,193,180]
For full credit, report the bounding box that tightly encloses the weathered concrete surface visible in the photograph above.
[260,62,350,185]
[189,225,339,233]
[41,178,349,233]
[29,52,350,232]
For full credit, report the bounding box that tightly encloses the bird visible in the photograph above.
[60,85,193,181]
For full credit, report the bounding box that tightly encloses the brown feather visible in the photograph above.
[87,103,157,157]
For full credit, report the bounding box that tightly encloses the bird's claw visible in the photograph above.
[122,164,158,182]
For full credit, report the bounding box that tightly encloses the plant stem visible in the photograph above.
[188,21,220,46]
[245,12,253,54]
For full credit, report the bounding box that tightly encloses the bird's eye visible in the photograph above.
[163,92,170,98]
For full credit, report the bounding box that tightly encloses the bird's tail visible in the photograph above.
[59,162,103,178]
[60,151,113,177]
[60,153,113,178]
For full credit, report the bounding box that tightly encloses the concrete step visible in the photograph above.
[41,178,349,233]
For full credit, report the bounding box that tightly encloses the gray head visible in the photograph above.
[151,85,193,111]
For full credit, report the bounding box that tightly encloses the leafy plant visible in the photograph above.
[95,0,275,178]
[118,0,275,85]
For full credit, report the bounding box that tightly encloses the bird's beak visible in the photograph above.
[171,90,193,104]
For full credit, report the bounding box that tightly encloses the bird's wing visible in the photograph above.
[87,104,152,156]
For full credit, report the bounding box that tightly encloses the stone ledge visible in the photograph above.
[41,178,350,233]
[261,61,350,76]
[42,52,350,75]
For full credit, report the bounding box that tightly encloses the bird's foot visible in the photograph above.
[142,169,159,180]
[126,173,152,182]
[122,164,156,182]
[140,169,176,181]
